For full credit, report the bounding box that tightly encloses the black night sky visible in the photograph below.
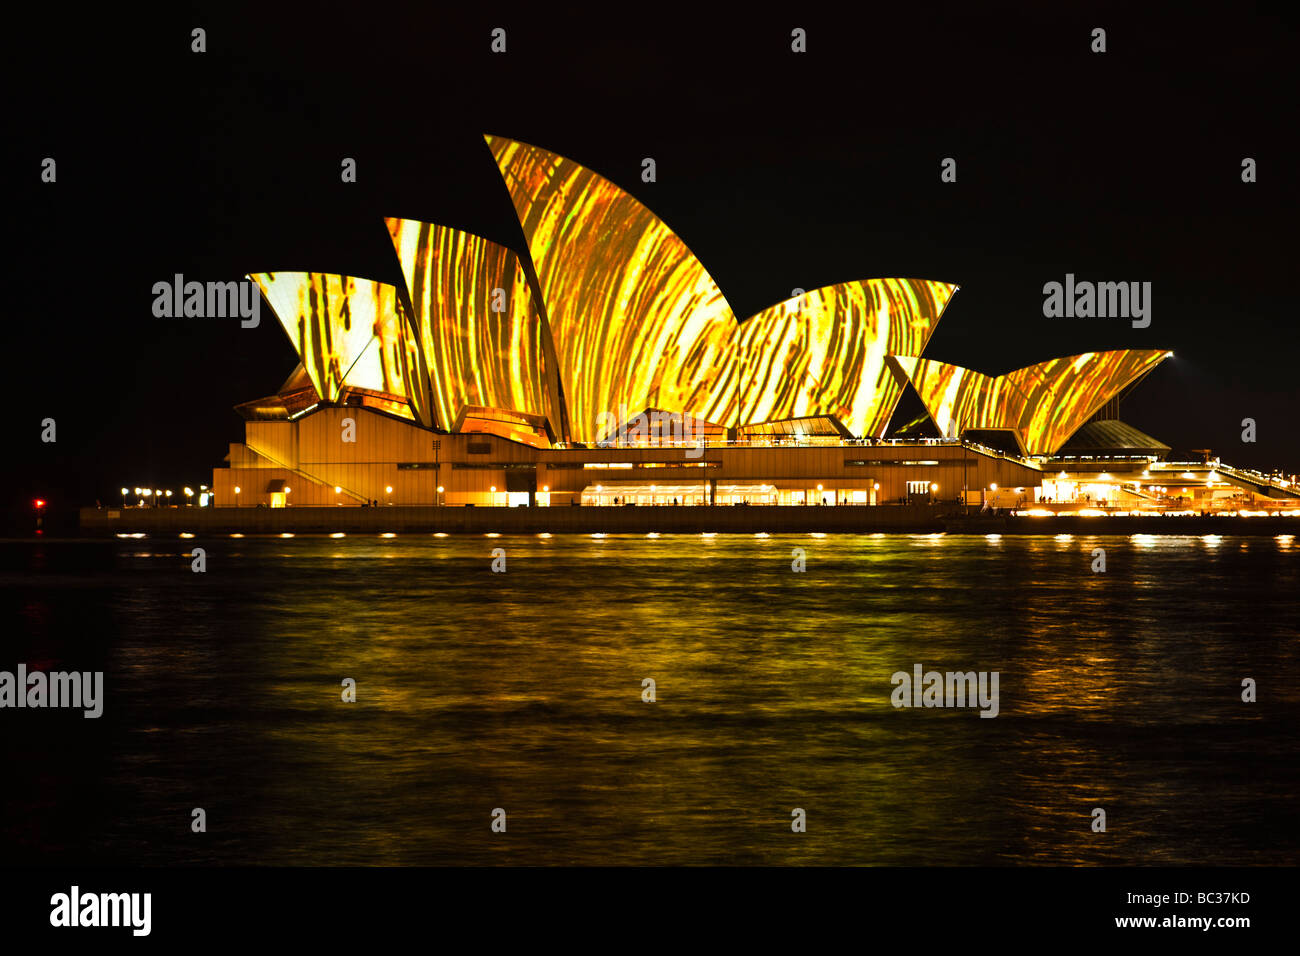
[10,3,1296,531]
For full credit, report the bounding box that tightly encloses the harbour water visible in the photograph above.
[2,533,1296,865]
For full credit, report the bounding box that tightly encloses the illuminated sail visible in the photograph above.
[890,350,1170,454]
[1009,351,1170,454]
[250,272,426,423]
[486,135,738,442]
[731,279,956,437]
[386,218,561,435]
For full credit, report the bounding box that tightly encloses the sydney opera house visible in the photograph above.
[206,136,1295,515]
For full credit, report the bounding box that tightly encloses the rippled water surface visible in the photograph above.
[2,533,1297,865]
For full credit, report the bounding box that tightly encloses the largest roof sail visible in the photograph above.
[486,135,739,442]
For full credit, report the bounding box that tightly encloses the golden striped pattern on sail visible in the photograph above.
[387,218,556,433]
[250,273,425,421]
[887,357,1007,438]
[893,350,1170,454]
[486,135,738,442]
[1010,351,1169,454]
[730,280,956,438]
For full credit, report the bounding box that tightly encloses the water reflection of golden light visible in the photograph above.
[1019,656,1122,720]
[230,533,244,538]
[330,532,346,538]
[433,532,448,537]
[985,533,1001,541]
[1054,534,1073,541]
[537,532,552,538]
[485,533,500,538]
[646,532,660,538]
[381,532,397,538]
[280,533,295,538]
[755,532,769,538]
[179,532,195,539]
[1201,534,1221,546]
[809,532,826,538]
[701,532,716,538]
[592,532,607,538]
[1131,533,1156,546]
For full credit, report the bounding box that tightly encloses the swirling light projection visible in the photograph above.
[888,350,1170,455]
[250,272,427,423]
[1011,351,1170,454]
[386,218,560,436]
[730,279,957,438]
[256,139,1142,456]
[486,135,739,442]
[885,356,1005,439]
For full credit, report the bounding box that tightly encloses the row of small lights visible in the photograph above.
[116,531,1299,543]
[121,485,206,503]
[225,485,530,498]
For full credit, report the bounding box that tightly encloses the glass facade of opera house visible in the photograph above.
[205,136,1296,514]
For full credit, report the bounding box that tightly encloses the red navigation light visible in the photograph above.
[34,498,47,509]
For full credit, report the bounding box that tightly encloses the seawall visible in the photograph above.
[77,506,1300,536]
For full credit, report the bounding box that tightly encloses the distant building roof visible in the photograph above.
[1056,419,1171,456]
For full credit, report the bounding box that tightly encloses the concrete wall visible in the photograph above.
[83,504,952,535]
[81,506,1300,537]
